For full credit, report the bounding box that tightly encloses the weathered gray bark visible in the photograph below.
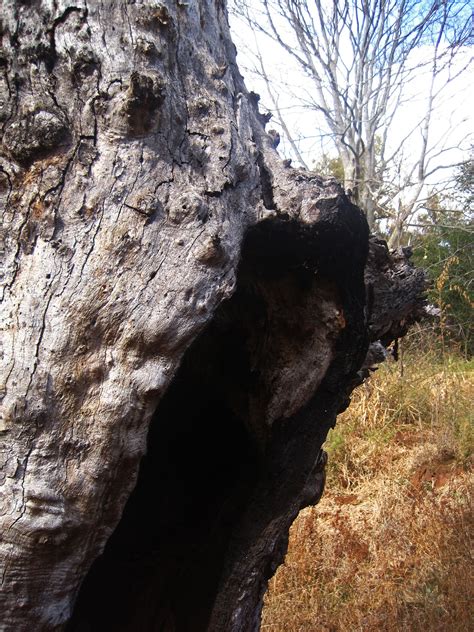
[0,2,425,631]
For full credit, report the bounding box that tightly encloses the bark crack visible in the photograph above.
[256,153,276,211]
[25,271,60,399]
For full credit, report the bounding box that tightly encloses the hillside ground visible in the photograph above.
[262,332,473,631]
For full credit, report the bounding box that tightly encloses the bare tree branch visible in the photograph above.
[231,0,472,236]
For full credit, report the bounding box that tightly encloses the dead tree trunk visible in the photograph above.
[0,2,425,631]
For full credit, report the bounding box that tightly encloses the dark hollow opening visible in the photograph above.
[67,216,352,632]
[67,312,262,632]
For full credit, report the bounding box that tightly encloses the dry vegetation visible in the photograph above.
[262,338,473,632]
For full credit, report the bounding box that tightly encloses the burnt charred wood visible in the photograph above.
[366,237,427,343]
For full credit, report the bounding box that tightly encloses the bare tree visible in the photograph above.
[232,0,472,232]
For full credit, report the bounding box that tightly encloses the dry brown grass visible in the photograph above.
[262,349,473,632]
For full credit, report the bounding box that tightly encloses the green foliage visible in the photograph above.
[312,153,344,182]
[412,170,473,355]
[454,151,474,212]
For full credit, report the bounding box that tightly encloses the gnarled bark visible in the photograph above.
[0,2,425,631]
